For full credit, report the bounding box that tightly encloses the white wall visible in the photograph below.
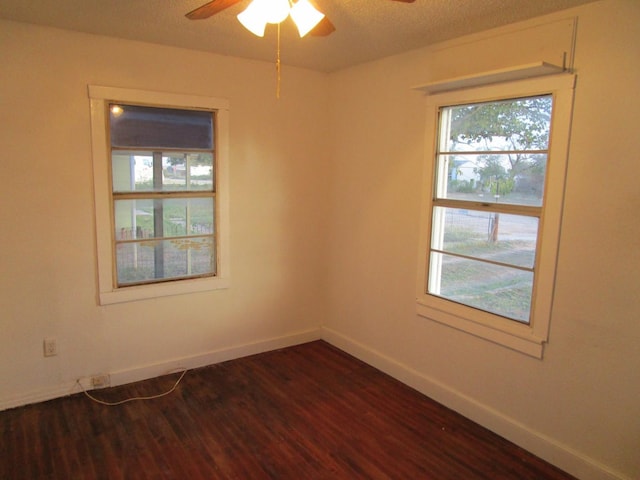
[1,1,638,479]
[324,1,639,479]
[0,21,329,405]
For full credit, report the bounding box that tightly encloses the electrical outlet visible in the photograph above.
[91,374,111,389]
[43,338,57,357]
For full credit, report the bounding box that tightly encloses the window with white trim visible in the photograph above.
[416,73,575,357]
[89,86,230,305]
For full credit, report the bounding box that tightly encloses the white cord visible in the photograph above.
[76,368,188,406]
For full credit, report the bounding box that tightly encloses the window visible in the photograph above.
[416,73,575,357]
[89,86,230,304]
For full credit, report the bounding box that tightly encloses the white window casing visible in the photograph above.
[88,85,230,305]
[415,71,576,358]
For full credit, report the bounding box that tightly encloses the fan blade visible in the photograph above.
[185,0,243,20]
[309,16,336,37]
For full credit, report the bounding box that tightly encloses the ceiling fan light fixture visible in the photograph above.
[263,0,291,24]
[237,1,269,37]
[290,0,325,37]
[240,0,291,26]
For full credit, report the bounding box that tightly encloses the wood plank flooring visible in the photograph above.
[0,341,576,479]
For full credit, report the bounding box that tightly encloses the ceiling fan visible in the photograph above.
[186,0,416,37]
[186,0,415,97]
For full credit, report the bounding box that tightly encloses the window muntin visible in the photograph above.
[108,103,217,287]
[112,152,214,192]
[428,95,551,324]
[431,207,538,269]
[114,198,215,240]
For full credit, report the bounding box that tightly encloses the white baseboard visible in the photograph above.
[0,383,80,412]
[107,328,321,388]
[321,326,627,480]
[0,328,322,412]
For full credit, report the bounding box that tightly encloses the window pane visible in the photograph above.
[436,95,551,208]
[432,207,538,269]
[110,104,213,150]
[112,152,214,193]
[116,237,215,285]
[429,252,533,323]
[440,96,552,153]
[437,153,547,206]
[162,154,214,191]
[112,153,154,192]
[114,198,214,240]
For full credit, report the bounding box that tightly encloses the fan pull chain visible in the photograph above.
[276,23,281,99]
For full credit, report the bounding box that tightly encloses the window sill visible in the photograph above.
[99,276,230,305]
[416,298,545,358]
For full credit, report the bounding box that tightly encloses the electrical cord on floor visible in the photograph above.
[76,368,188,406]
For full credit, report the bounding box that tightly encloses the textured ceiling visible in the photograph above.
[0,0,598,72]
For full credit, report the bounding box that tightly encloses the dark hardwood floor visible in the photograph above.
[1,341,576,479]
